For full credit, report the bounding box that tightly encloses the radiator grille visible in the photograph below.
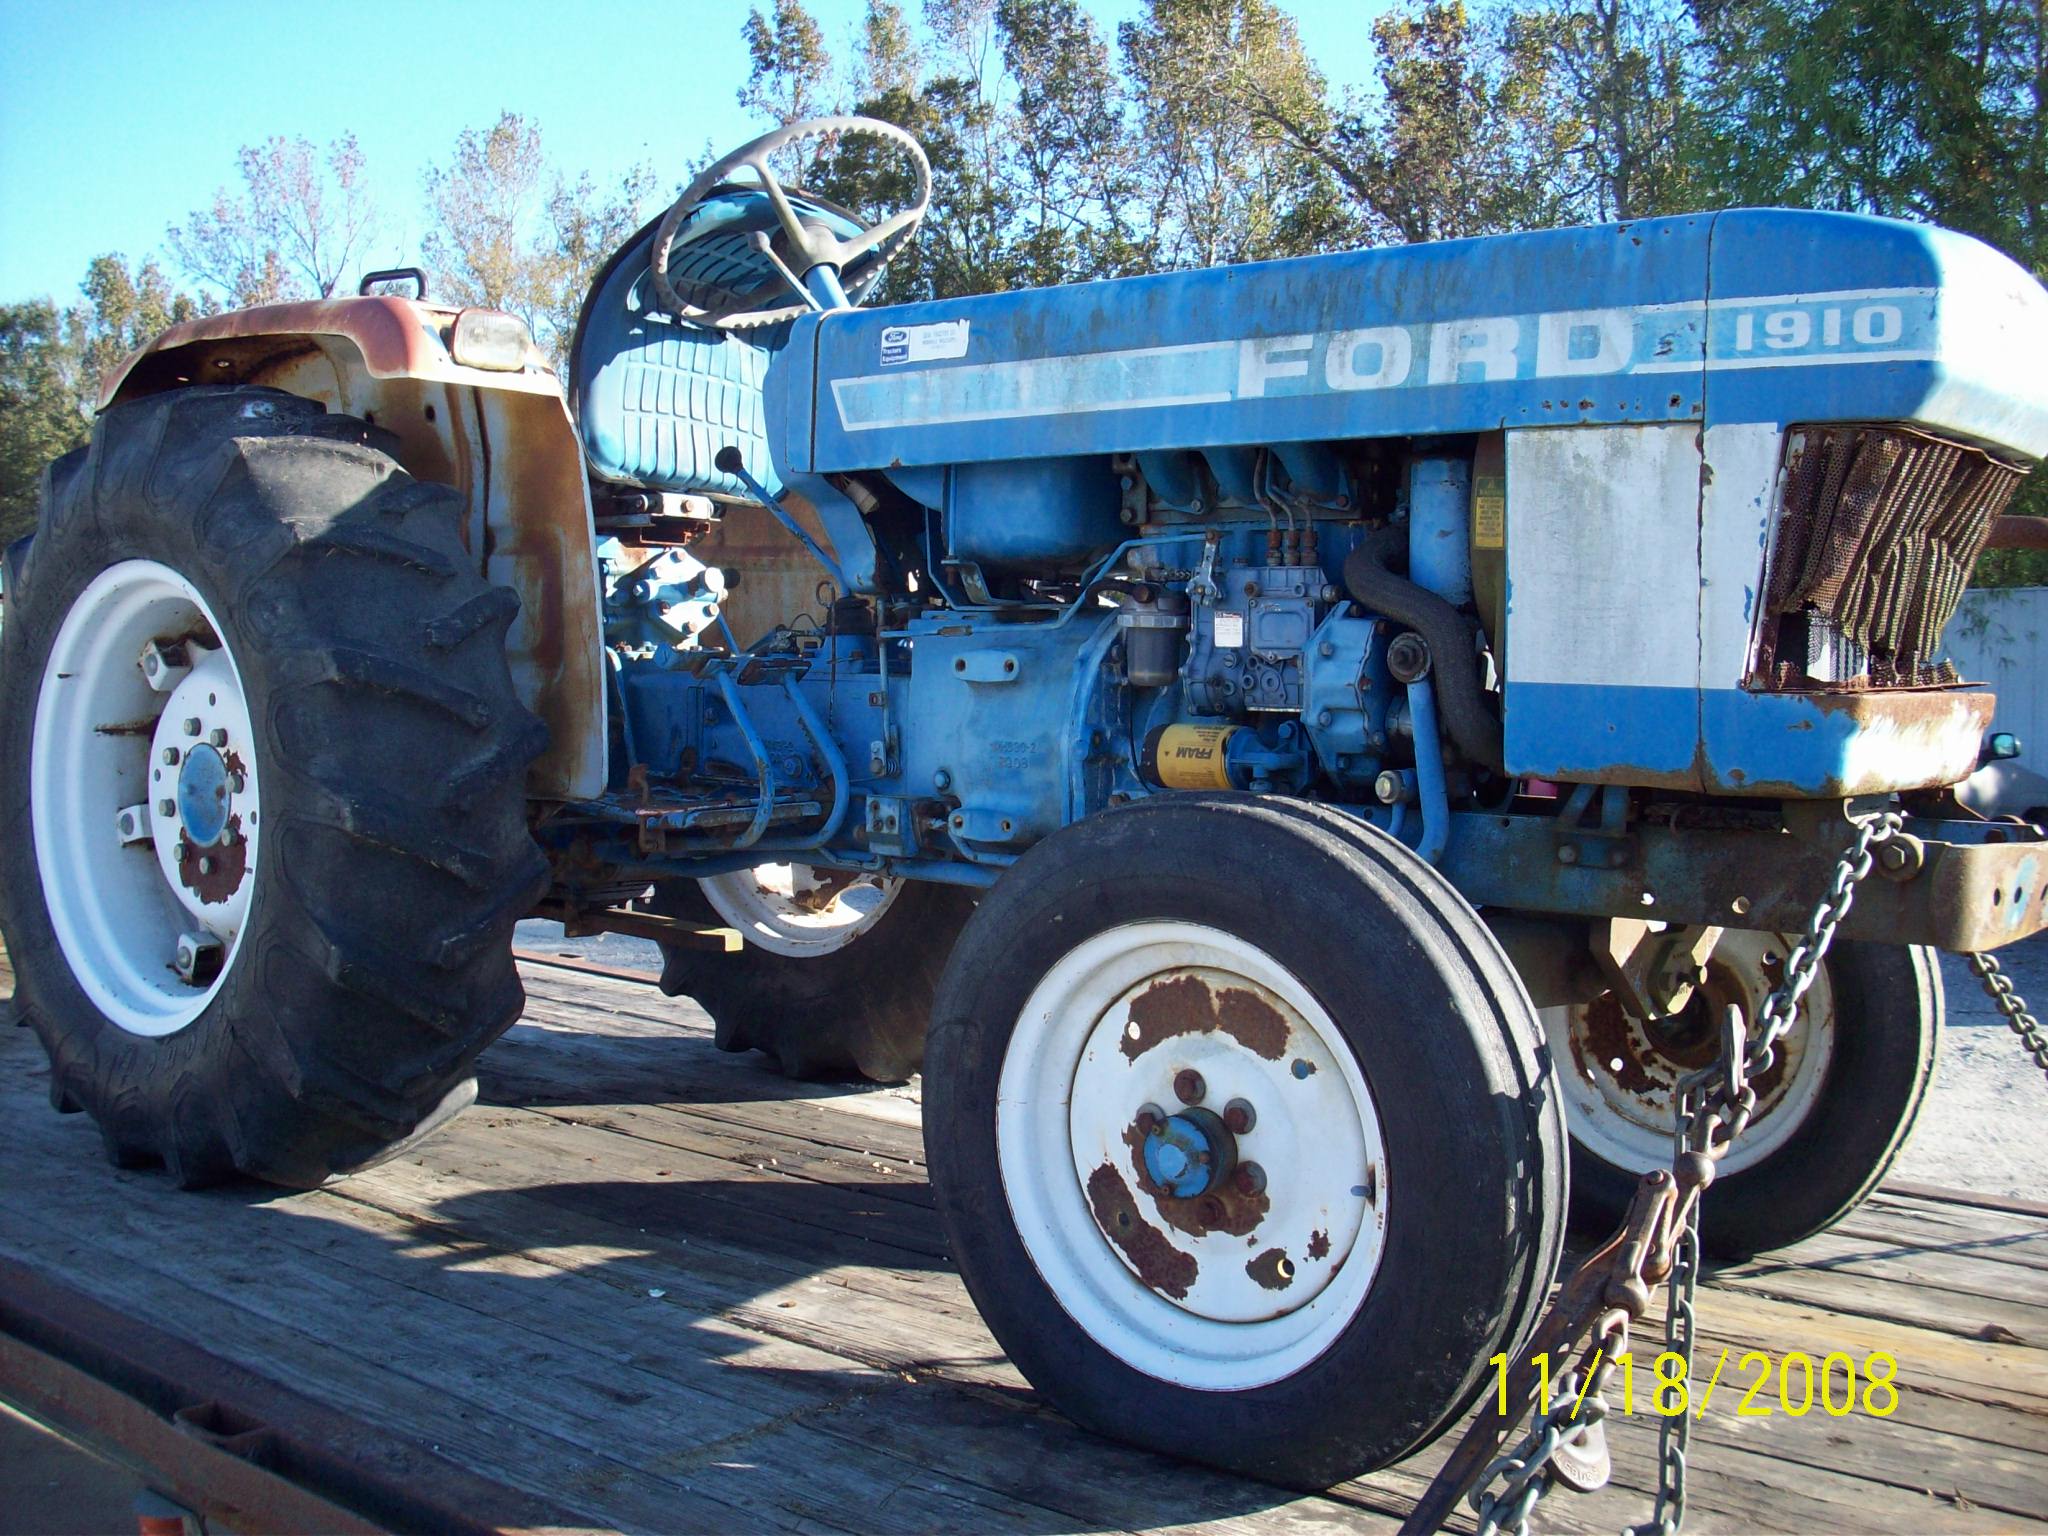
[1754,425,2023,688]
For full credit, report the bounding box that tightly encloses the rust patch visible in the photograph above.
[1247,1248,1295,1291]
[1086,1163,1197,1299]
[1122,974,1214,1060]
[178,814,248,905]
[1121,1123,1269,1239]
[1120,974,1290,1061]
[1307,1229,1331,1261]
[93,718,158,737]
[1215,986,1288,1060]
[1578,993,1659,1095]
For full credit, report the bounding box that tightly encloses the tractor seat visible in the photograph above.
[569,188,867,502]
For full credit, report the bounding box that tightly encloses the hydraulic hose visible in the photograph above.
[1342,522,1506,773]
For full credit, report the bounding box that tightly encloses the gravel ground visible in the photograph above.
[1892,939,2048,1200]
[512,919,2047,1202]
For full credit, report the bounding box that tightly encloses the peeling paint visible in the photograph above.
[178,813,247,905]
[1086,1163,1197,1298]
[1246,1248,1295,1290]
[1120,973,1291,1061]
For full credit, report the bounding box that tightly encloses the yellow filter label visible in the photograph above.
[1154,724,1238,790]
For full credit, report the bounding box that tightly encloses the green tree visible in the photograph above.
[1247,1,1581,247]
[0,256,207,546]
[1120,0,1345,266]
[1691,0,2048,265]
[1000,0,1146,282]
[740,0,839,181]
[0,301,85,546]
[1511,0,1702,221]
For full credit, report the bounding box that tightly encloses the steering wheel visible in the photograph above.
[650,116,931,331]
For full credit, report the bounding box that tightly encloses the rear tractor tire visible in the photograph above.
[923,795,1567,1489]
[653,865,975,1081]
[1550,934,1940,1260]
[0,386,548,1188]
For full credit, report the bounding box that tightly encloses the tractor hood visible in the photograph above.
[767,208,2048,475]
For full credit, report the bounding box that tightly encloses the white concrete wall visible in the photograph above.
[1949,586,2048,747]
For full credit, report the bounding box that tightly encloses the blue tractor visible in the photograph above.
[6,114,2045,1487]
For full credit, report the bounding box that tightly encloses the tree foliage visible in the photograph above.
[0,256,207,545]
[168,135,378,306]
[420,111,654,365]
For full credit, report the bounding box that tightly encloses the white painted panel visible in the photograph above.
[1504,424,1703,690]
[1698,422,1785,688]
[1948,587,2048,747]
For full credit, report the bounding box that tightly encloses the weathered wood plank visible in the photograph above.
[5,948,2047,1536]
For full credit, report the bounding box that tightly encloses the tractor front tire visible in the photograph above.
[924,794,1566,1489]
[0,386,548,1188]
[1551,936,1941,1260]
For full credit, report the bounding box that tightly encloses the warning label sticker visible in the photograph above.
[1213,611,1245,648]
[1472,475,1507,550]
[880,319,970,367]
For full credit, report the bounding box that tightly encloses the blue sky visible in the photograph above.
[0,0,1391,306]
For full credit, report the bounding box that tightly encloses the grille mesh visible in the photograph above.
[1757,425,2022,687]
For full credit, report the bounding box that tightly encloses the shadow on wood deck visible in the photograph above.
[2,947,2043,1534]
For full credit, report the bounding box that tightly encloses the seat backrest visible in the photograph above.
[570,211,784,500]
[571,188,872,501]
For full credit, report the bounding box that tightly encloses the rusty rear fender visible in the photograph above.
[99,298,605,802]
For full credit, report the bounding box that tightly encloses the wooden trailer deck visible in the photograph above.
[3,944,2045,1535]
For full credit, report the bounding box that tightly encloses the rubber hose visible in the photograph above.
[1342,522,1506,772]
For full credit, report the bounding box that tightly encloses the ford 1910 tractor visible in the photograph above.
[6,115,2047,1495]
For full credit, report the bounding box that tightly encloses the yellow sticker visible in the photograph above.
[1472,475,1506,550]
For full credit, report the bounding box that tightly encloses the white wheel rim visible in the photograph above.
[32,560,263,1037]
[1546,930,1834,1177]
[997,921,1388,1391]
[697,863,901,958]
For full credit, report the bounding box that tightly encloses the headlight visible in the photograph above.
[449,308,536,371]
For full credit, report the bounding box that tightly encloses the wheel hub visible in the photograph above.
[1139,1105,1237,1199]
[147,643,257,922]
[696,862,901,957]
[1547,928,1835,1178]
[176,743,232,847]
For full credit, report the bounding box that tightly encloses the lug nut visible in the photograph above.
[1223,1098,1256,1135]
[207,728,228,748]
[220,826,239,847]
[230,772,246,794]
[161,747,180,765]
[138,640,189,693]
[1173,1069,1205,1104]
[1135,1103,1165,1136]
[197,856,213,875]
[174,931,224,985]
[181,717,201,737]
[1234,1162,1267,1197]
[158,798,176,818]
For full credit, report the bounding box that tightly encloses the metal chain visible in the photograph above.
[1420,808,1986,1536]
[1470,1363,1614,1536]
[1629,809,1902,1536]
[1968,950,2048,1090]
